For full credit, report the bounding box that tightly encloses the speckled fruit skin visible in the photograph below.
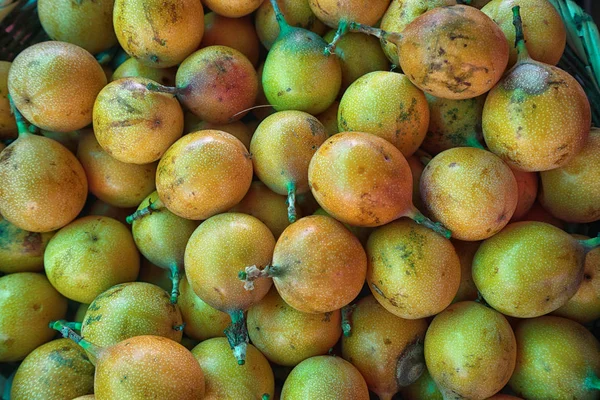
[509,316,600,399]
[0,134,88,233]
[451,239,480,303]
[77,131,157,208]
[367,219,461,319]
[472,221,585,318]
[247,287,341,366]
[88,199,135,226]
[0,216,55,274]
[111,57,176,86]
[178,276,230,342]
[185,213,275,313]
[8,41,106,132]
[262,25,341,115]
[113,0,204,68]
[424,301,517,399]
[132,191,199,269]
[38,0,117,55]
[398,5,508,100]
[0,61,17,139]
[10,339,94,400]
[380,0,457,66]
[44,216,140,304]
[281,355,370,399]
[482,0,566,68]
[95,335,205,400]
[308,132,414,227]
[308,0,390,28]
[229,181,296,239]
[552,234,600,324]
[156,130,253,220]
[202,0,263,18]
[93,77,184,164]
[191,120,253,149]
[255,0,326,50]
[192,337,274,399]
[176,46,258,124]
[421,93,486,155]
[510,166,538,221]
[0,273,68,362]
[342,295,429,400]
[338,71,429,156]
[539,127,600,223]
[251,110,327,196]
[482,60,591,172]
[420,147,519,241]
[81,282,183,349]
[271,215,367,314]
[201,13,260,66]
[316,100,339,137]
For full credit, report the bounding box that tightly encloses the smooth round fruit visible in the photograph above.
[44,216,140,304]
[8,41,107,132]
[191,337,274,399]
[0,273,68,362]
[424,301,517,399]
[202,0,262,18]
[0,216,55,274]
[11,338,94,400]
[0,133,88,233]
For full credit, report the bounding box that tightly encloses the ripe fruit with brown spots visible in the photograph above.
[0,216,55,274]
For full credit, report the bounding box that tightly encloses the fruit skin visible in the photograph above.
[308,0,391,28]
[0,216,55,274]
[397,5,509,100]
[11,338,94,400]
[0,134,88,233]
[0,61,17,139]
[366,219,461,319]
[95,335,205,400]
[38,0,118,55]
[113,0,204,68]
[191,337,275,399]
[424,301,517,400]
[201,13,260,67]
[509,316,600,399]
[539,127,600,223]
[8,41,107,132]
[401,368,443,400]
[111,57,177,86]
[0,273,68,362]
[510,166,538,221]
[202,0,263,18]
[481,0,566,68]
[472,221,585,318]
[281,355,370,399]
[247,287,341,366]
[156,130,254,221]
[338,71,429,157]
[44,216,140,304]
[420,147,519,241]
[341,295,429,400]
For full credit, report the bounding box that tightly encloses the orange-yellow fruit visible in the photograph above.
[0,216,55,274]
[111,57,177,86]
[201,13,260,66]
[308,0,391,27]
[202,0,263,18]
[0,61,17,139]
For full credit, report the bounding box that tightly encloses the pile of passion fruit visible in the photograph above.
[0,0,599,399]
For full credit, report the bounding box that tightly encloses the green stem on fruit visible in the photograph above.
[465,134,485,149]
[261,395,270,400]
[407,208,452,239]
[579,235,600,254]
[324,19,349,56]
[126,198,165,224]
[457,0,472,4]
[348,22,403,47]
[145,82,179,96]
[224,310,249,365]
[287,181,297,223]
[95,46,118,65]
[173,323,186,331]
[64,321,82,331]
[49,320,101,365]
[341,304,357,337]
[168,263,181,304]
[7,94,32,138]
[584,373,600,390]
[512,5,530,62]
[270,0,292,36]
[238,265,274,290]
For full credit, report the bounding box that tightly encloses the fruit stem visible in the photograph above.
[169,263,181,304]
[580,235,600,254]
[224,310,249,365]
[287,181,297,223]
[49,320,101,365]
[512,5,530,62]
[261,395,270,400]
[173,323,186,331]
[407,208,452,239]
[95,46,118,65]
[145,82,179,96]
[270,0,291,36]
[7,94,32,138]
[324,19,349,56]
[348,22,403,46]
[465,134,485,149]
[584,373,600,390]
[126,198,165,224]
[64,321,82,331]
[239,265,273,290]
[341,304,357,337]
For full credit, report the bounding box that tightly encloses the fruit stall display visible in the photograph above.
[0,0,599,399]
